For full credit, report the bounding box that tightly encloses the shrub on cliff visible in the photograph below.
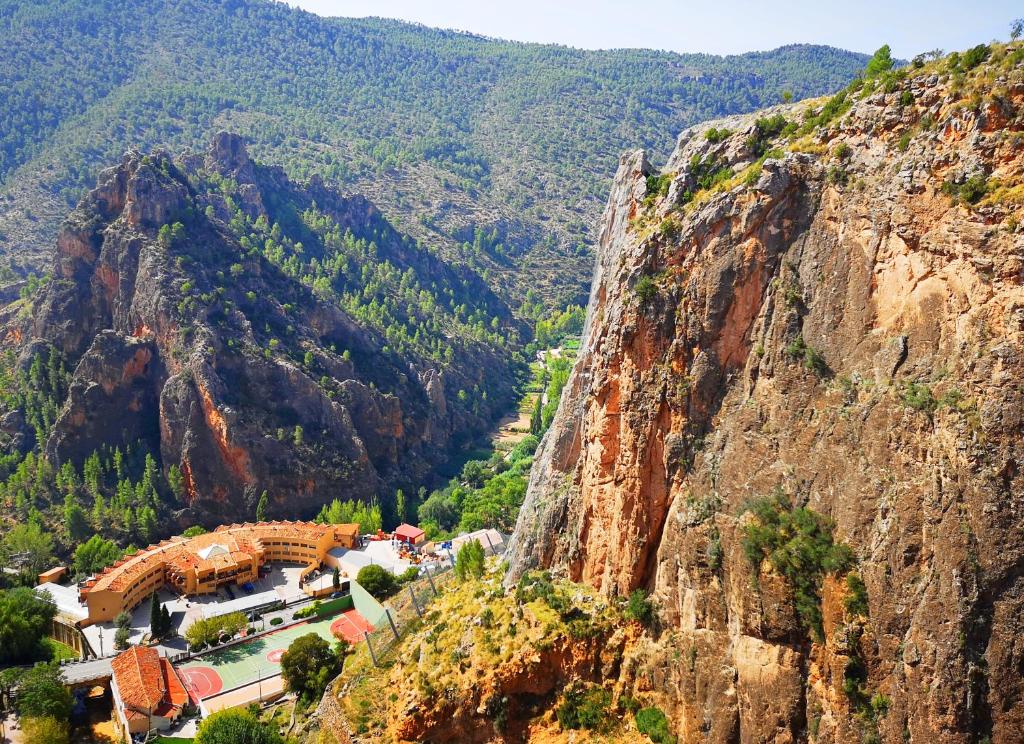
[962,44,990,70]
[742,489,854,640]
[556,683,612,732]
[634,275,657,304]
[704,127,733,144]
[454,539,486,581]
[635,706,675,743]
[624,589,656,627]
[864,45,894,79]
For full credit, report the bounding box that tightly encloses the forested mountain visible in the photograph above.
[0,133,522,557]
[0,0,868,309]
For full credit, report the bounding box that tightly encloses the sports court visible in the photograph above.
[177,607,374,703]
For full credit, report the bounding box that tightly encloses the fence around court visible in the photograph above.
[358,556,460,666]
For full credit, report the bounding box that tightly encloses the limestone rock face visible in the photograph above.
[508,55,1024,743]
[16,136,519,525]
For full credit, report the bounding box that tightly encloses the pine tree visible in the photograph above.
[332,566,340,591]
[91,493,106,528]
[256,491,269,522]
[83,452,102,497]
[113,447,125,480]
[167,464,184,500]
[138,506,158,543]
[530,391,543,435]
[149,593,162,638]
[395,489,406,524]
[64,492,90,542]
[161,605,172,637]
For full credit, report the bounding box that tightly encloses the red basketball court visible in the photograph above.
[179,666,224,702]
[330,607,376,643]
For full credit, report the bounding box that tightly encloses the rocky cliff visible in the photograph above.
[507,44,1024,743]
[6,133,521,525]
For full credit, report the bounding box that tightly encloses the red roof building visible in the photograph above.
[394,523,426,546]
[110,646,188,739]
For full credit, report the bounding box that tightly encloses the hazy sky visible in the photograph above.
[288,0,1017,59]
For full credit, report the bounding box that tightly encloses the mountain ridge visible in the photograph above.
[0,0,869,309]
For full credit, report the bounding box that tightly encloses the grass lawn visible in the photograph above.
[41,637,79,662]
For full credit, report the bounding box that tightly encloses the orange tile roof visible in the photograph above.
[155,659,188,716]
[112,646,166,713]
[86,521,361,596]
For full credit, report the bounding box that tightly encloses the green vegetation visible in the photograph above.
[785,335,830,377]
[418,434,540,540]
[742,489,855,640]
[0,521,54,579]
[842,624,889,740]
[150,592,173,639]
[901,381,938,413]
[356,564,396,599]
[942,174,990,205]
[255,490,269,522]
[72,534,122,577]
[962,44,991,70]
[864,45,895,78]
[315,498,383,534]
[280,632,344,704]
[704,127,733,144]
[685,153,733,198]
[194,709,282,744]
[10,663,72,722]
[624,589,656,627]
[843,572,869,617]
[454,539,486,581]
[0,587,57,664]
[184,611,247,650]
[0,0,867,310]
[20,716,69,744]
[635,706,676,743]
[799,89,852,133]
[635,275,658,303]
[556,683,613,732]
[746,114,793,158]
[645,173,673,204]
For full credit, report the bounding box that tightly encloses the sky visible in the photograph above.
[287,0,1018,59]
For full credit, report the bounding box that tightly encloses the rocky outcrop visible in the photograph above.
[508,49,1024,743]
[15,134,519,525]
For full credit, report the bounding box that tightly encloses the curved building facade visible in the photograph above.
[79,521,359,624]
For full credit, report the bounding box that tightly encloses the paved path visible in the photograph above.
[60,656,113,685]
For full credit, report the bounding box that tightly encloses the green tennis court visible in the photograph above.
[177,608,368,701]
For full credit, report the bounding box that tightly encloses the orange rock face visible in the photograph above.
[508,53,1024,743]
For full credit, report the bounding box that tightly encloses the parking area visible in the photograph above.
[329,538,417,577]
[79,563,311,657]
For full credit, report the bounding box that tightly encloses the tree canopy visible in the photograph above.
[356,564,396,599]
[280,632,343,702]
[0,588,57,664]
[194,709,283,744]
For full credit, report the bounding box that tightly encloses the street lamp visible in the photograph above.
[98,627,104,657]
